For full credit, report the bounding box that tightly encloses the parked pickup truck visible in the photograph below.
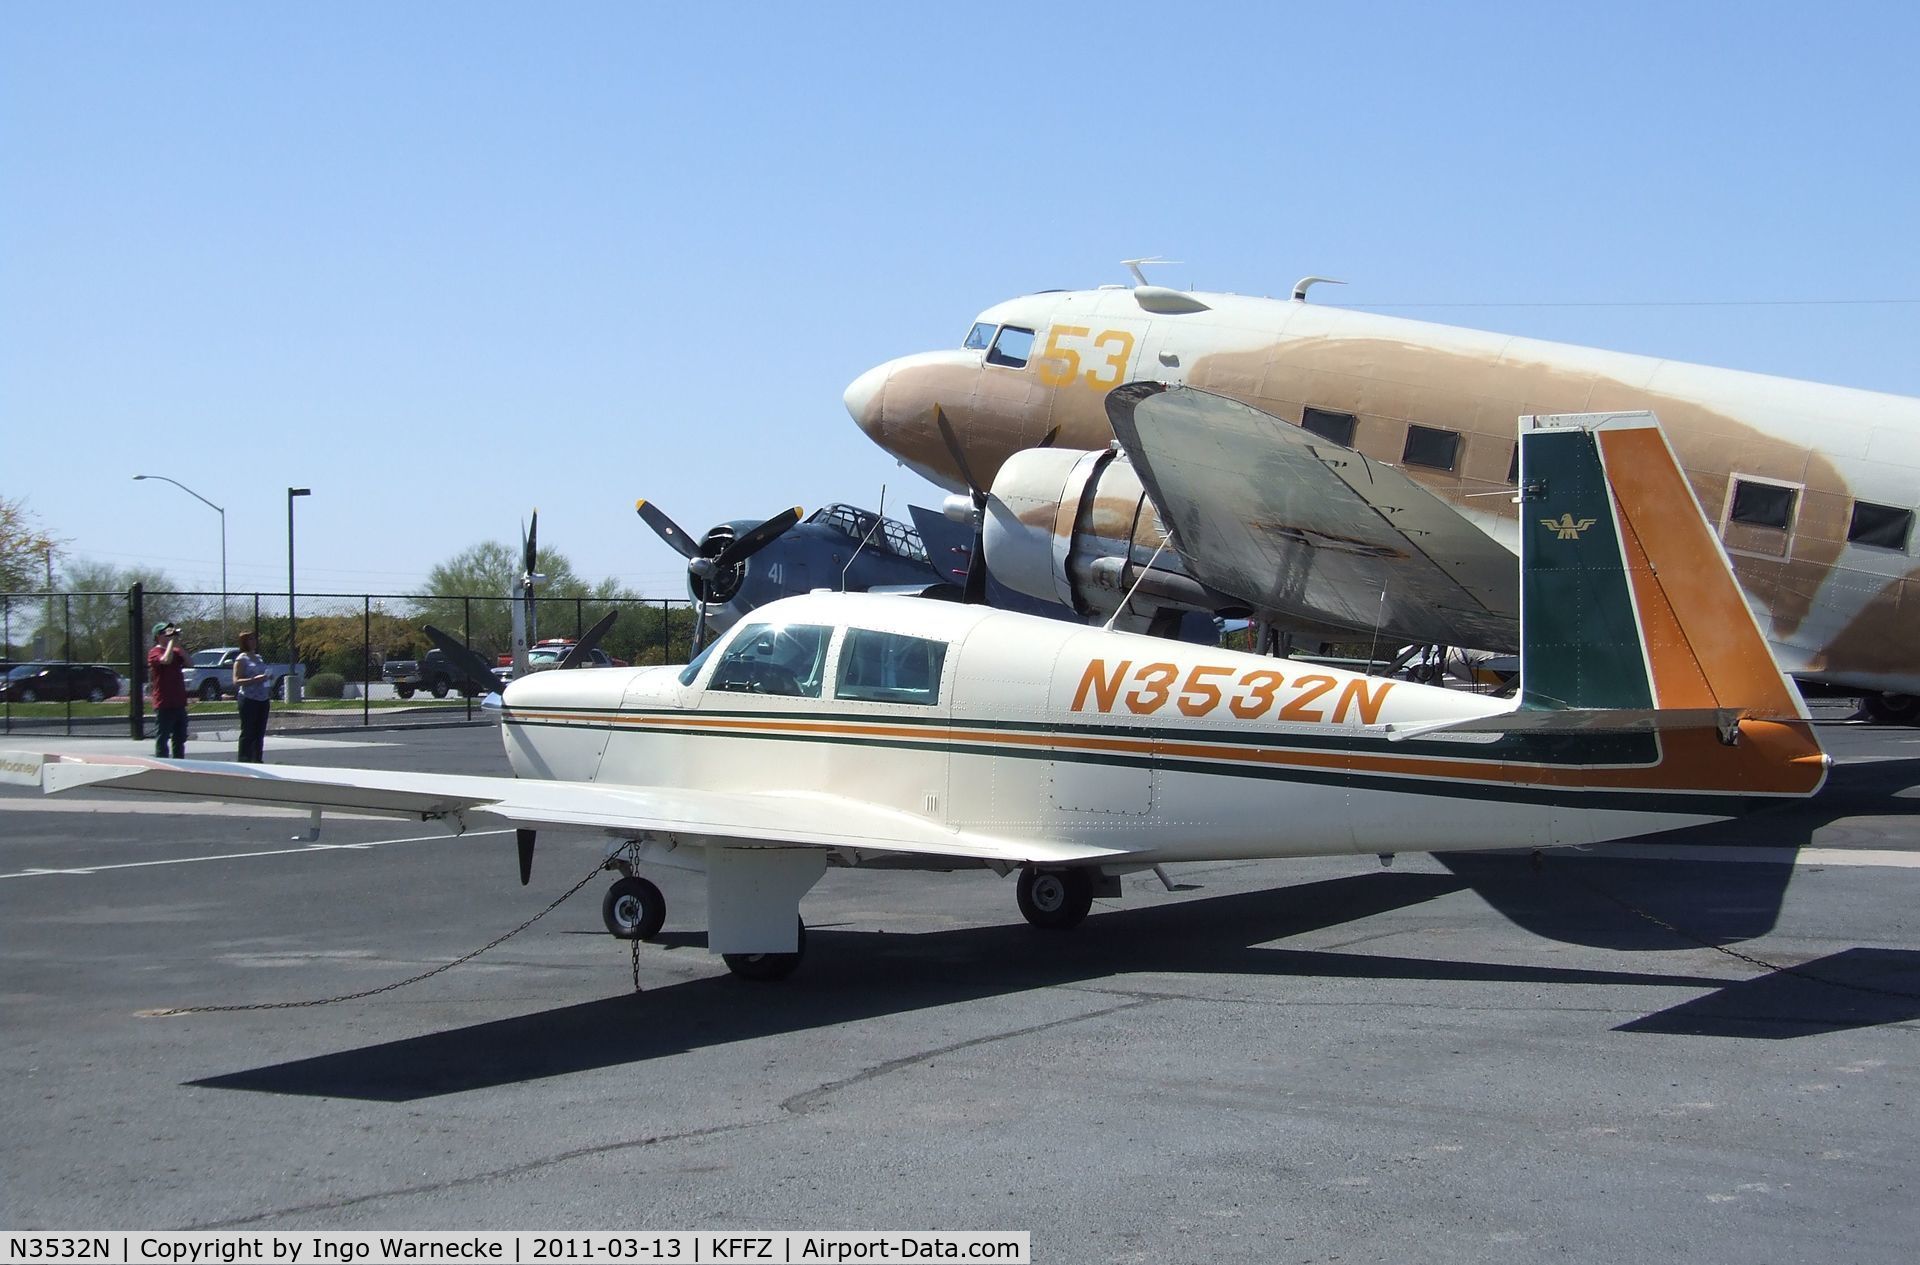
[381,648,495,699]
[183,647,301,701]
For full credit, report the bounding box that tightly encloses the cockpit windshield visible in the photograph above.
[963,321,995,351]
[807,504,927,563]
[986,325,1034,369]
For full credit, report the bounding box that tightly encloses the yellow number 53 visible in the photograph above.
[1038,326,1136,390]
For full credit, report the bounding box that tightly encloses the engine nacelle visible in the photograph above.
[983,447,1221,621]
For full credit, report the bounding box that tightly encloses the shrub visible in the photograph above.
[306,672,347,699]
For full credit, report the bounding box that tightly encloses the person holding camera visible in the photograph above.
[147,621,190,758]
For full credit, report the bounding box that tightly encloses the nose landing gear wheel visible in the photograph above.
[601,876,666,940]
[1018,867,1094,929]
[723,916,806,981]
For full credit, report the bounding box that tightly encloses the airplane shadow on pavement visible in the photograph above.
[1441,753,1920,949]
[189,859,1920,1103]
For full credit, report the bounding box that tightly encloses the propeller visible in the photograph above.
[637,500,804,654]
[421,624,504,697]
[517,511,544,648]
[933,405,1058,604]
[557,609,619,669]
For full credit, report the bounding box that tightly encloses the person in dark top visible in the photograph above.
[147,621,189,758]
[231,630,271,763]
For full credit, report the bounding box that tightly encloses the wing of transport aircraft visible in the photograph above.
[1105,382,1520,650]
[1,411,1826,981]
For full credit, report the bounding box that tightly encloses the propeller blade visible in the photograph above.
[1037,424,1061,449]
[558,610,619,669]
[711,506,803,571]
[516,828,536,886]
[636,499,701,560]
[691,603,709,659]
[421,625,502,696]
[933,404,987,504]
[524,510,539,577]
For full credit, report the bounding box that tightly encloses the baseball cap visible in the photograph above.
[153,621,176,636]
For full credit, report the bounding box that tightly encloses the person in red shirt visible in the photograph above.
[147,621,190,758]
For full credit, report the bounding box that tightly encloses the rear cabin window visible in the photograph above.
[1402,424,1461,472]
[986,325,1035,368]
[706,622,832,698]
[964,322,995,350]
[1848,500,1914,550]
[1301,407,1357,448]
[835,629,948,706]
[1729,479,1798,530]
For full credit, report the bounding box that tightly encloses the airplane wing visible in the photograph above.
[1106,382,1520,650]
[0,751,1119,866]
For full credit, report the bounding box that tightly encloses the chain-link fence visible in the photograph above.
[0,588,699,738]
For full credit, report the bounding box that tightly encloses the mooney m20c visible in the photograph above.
[845,280,1920,719]
[4,410,1827,979]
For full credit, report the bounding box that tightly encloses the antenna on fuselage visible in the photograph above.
[841,485,886,591]
[1292,276,1347,302]
[1122,257,1182,287]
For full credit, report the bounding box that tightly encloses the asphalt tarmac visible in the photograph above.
[3,720,1918,1261]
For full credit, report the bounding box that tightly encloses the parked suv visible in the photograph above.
[381,647,496,699]
[1,662,122,703]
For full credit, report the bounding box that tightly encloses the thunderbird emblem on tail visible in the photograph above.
[1541,514,1599,540]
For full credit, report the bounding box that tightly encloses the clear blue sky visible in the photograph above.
[6,2,1918,599]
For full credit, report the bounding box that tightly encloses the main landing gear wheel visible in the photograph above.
[1017,867,1094,930]
[1861,692,1920,726]
[724,916,806,981]
[601,876,666,940]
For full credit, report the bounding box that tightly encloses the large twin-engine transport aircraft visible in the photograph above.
[844,279,1920,718]
[4,410,1827,980]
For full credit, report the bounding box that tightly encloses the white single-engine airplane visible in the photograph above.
[2,407,1827,980]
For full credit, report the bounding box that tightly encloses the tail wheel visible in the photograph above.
[1017,867,1094,930]
[601,875,666,940]
[1861,692,1920,725]
[724,917,806,981]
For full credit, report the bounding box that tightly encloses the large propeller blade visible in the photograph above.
[933,406,991,604]
[711,506,803,572]
[518,511,542,646]
[557,609,619,669]
[635,499,699,560]
[421,624,502,697]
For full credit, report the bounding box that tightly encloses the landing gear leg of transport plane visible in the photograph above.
[1018,867,1094,930]
[601,875,666,941]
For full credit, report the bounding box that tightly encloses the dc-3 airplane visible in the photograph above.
[844,272,1920,720]
[1,406,1827,980]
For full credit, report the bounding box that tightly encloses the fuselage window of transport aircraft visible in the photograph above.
[836,629,948,706]
[986,325,1035,368]
[964,321,996,350]
[707,623,832,698]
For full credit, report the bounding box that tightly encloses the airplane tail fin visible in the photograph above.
[1517,411,1807,721]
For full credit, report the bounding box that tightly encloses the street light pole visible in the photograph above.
[132,474,228,644]
[287,487,310,701]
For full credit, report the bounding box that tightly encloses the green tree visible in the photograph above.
[414,540,642,656]
[1,494,62,593]
[51,559,189,665]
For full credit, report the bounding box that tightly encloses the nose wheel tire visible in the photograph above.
[724,917,807,981]
[1018,867,1094,930]
[601,876,666,940]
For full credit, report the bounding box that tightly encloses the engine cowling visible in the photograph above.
[983,447,1224,621]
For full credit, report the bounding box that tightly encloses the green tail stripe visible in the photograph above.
[1519,427,1654,711]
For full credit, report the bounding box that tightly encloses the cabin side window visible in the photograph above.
[963,321,995,351]
[1848,500,1914,551]
[1300,407,1357,448]
[835,629,948,706]
[986,325,1035,369]
[1402,424,1461,472]
[707,623,832,698]
[1728,478,1799,530]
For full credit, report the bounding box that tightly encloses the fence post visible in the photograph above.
[128,584,145,740]
[363,596,371,727]
[63,594,73,735]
